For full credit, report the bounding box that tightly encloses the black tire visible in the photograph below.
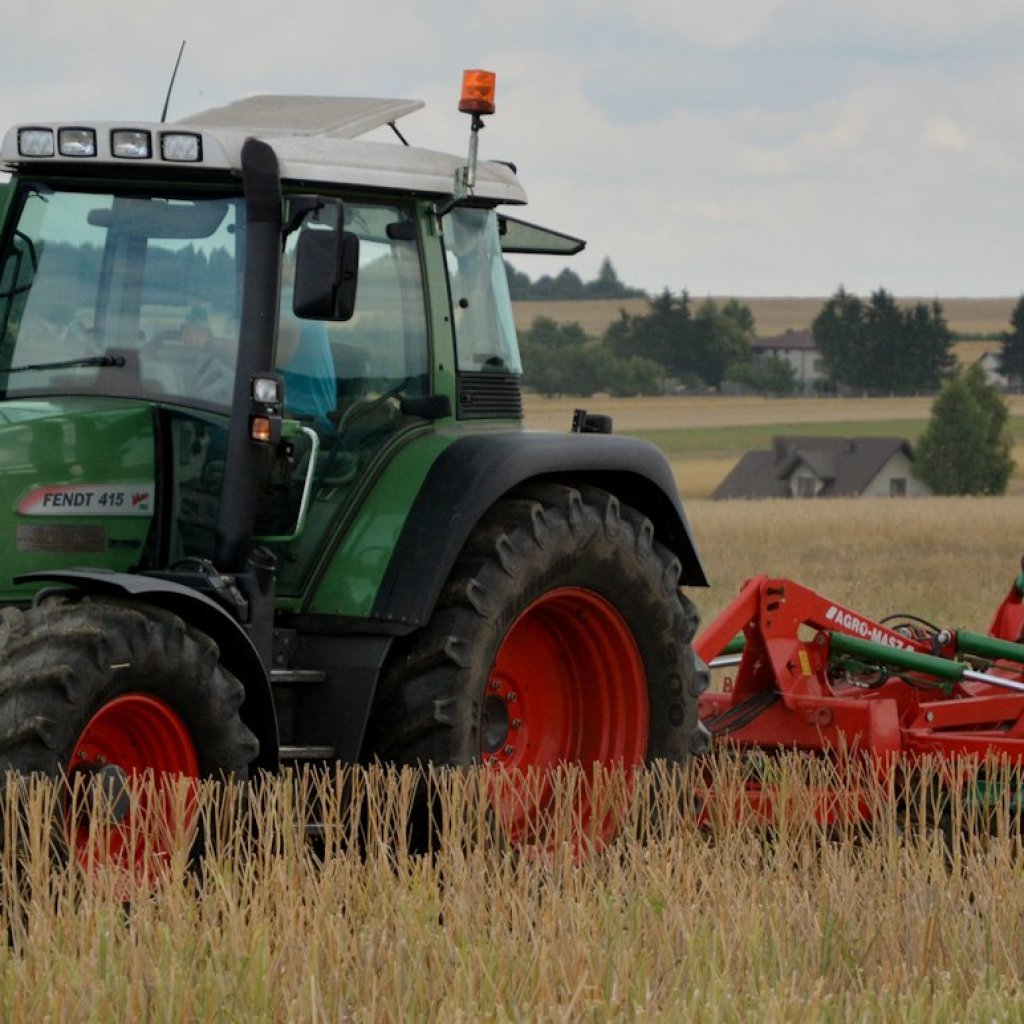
[366,481,709,846]
[0,596,258,867]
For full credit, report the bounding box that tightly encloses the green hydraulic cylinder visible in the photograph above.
[828,631,1024,696]
[722,634,746,656]
[956,630,1024,666]
[828,632,963,684]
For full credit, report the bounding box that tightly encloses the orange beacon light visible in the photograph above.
[459,70,496,116]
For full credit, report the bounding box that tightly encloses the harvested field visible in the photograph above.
[3,498,1024,1020]
[686,493,1024,627]
[4,757,1024,1020]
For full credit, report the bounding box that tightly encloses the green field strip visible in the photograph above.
[627,415,1024,458]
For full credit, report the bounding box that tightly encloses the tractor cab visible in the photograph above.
[0,94,570,604]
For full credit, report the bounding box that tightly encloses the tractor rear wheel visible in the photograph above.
[368,482,709,849]
[0,597,257,879]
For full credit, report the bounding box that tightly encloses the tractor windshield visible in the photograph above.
[0,184,244,412]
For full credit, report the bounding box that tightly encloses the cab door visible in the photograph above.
[263,198,431,599]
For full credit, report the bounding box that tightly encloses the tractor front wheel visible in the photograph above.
[0,597,258,879]
[368,482,709,849]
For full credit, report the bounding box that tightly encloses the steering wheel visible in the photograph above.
[318,378,413,484]
[334,376,412,433]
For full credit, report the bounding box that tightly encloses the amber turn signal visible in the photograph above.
[251,416,274,443]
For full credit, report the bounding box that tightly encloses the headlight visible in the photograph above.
[58,127,97,157]
[160,132,202,162]
[17,128,55,157]
[111,129,152,159]
[252,377,282,404]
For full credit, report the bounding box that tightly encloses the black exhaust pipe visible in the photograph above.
[214,138,282,573]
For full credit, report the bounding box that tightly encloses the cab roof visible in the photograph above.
[0,94,527,205]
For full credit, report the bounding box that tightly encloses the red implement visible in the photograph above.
[694,573,1024,821]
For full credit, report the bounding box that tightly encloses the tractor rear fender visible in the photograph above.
[13,569,278,770]
[371,431,708,631]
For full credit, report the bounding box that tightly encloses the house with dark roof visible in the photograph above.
[712,436,932,500]
[752,329,825,390]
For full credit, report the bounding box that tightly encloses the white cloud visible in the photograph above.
[582,0,798,49]
[2,0,1024,294]
[922,116,969,151]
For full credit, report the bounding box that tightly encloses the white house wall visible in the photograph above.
[861,451,932,497]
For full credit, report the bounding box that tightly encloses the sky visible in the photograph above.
[2,0,1024,298]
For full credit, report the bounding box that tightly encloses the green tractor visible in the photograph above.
[0,73,709,861]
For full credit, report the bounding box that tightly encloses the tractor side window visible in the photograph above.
[442,207,521,374]
[0,232,35,360]
[278,200,428,430]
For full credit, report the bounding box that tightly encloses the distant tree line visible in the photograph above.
[505,257,646,301]
[518,290,791,397]
[511,270,1024,405]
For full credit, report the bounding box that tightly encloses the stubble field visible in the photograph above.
[4,494,1024,1020]
[6,338,1024,1020]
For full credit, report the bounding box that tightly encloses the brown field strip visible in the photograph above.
[513,296,1017,339]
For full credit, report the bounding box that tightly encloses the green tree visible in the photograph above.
[812,287,955,393]
[519,316,588,395]
[724,355,797,395]
[585,257,646,299]
[998,295,1024,387]
[503,260,534,301]
[605,289,682,373]
[914,363,1014,495]
[606,355,664,396]
[520,316,664,397]
[528,267,586,300]
[812,287,866,386]
[692,298,753,385]
[604,290,754,387]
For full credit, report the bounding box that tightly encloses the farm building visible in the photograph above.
[977,350,1010,391]
[713,436,932,500]
[752,328,825,390]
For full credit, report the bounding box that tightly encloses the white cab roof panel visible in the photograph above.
[180,95,425,139]
[0,94,527,205]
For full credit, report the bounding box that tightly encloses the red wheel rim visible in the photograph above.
[67,694,199,881]
[481,587,648,848]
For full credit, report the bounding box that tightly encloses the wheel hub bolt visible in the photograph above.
[511,718,522,729]
[504,745,515,756]
[490,679,501,691]
[506,692,518,702]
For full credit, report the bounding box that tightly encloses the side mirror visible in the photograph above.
[292,208,359,322]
